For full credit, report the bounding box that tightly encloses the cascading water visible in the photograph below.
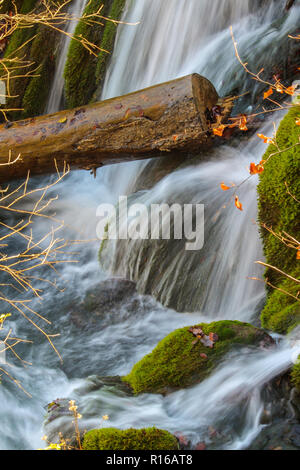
[46,0,87,114]
[1,0,300,450]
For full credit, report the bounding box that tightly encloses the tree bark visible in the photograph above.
[0,73,232,183]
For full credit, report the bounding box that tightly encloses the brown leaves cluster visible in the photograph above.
[188,326,219,349]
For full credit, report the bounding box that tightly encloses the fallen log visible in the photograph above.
[0,73,232,183]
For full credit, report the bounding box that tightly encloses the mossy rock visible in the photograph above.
[258,106,300,333]
[123,320,274,395]
[258,107,300,285]
[1,0,38,120]
[1,1,61,119]
[291,358,300,392]
[64,0,125,108]
[261,267,300,333]
[82,427,179,450]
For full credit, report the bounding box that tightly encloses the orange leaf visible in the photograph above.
[173,134,179,142]
[257,133,273,144]
[263,88,273,100]
[297,249,300,260]
[213,125,225,137]
[239,115,248,131]
[220,182,231,191]
[285,86,295,96]
[235,195,243,211]
[249,162,264,175]
[276,84,284,94]
[296,118,300,126]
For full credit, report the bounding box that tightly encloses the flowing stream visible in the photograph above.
[46,0,87,114]
[1,0,300,450]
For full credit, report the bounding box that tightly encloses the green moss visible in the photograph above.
[64,0,112,108]
[123,320,272,395]
[291,358,300,392]
[1,1,60,119]
[261,267,300,333]
[82,427,179,450]
[2,0,37,58]
[21,25,57,117]
[258,107,300,284]
[64,0,125,108]
[95,0,126,94]
[258,107,300,333]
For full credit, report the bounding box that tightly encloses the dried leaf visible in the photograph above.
[213,125,225,137]
[200,336,214,348]
[249,162,264,175]
[209,332,219,343]
[220,182,231,191]
[285,86,295,96]
[189,327,204,337]
[200,353,208,359]
[174,433,190,447]
[263,88,273,100]
[239,115,248,131]
[235,195,243,211]
[58,117,67,124]
[296,118,300,126]
[195,442,206,451]
[257,133,273,144]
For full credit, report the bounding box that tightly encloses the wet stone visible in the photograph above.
[69,278,137,329]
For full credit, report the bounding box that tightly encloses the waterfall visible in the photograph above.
[1,0,300,450]
[99,0,298,316]
[46,0,87,114]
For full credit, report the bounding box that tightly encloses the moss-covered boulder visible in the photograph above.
[82,427,179,450]
[64,0,126,108]
[258,106,300,334]
[123,320,274,395]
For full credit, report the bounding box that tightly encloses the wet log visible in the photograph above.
[0,73,232,183]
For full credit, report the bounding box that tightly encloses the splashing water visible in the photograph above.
[1,0,300,450]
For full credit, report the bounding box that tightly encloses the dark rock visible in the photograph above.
[70,278,137,328]
[286,0,295,11]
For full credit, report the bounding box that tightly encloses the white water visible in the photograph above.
[1,0,300,450]
[46,0,87,114]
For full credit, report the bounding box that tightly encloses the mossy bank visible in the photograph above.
[1,0,125,119]
[291,357,300,392]
[82,427,179,450]
[123,320,274,395]
[258,106,300,335]
[1,0,62,120]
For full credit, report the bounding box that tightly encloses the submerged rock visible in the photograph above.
[82,427,179,450]
[43,376,133,446]
[122,320,274,395]
[70,278,137,328]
